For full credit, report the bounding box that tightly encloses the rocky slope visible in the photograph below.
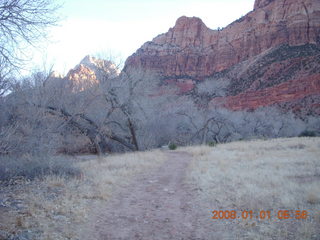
[208,44,320,114]
[124,0,320,114]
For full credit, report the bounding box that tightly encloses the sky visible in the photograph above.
[31,0,254,74]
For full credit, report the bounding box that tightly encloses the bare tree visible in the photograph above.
[9,64,169,155]
[0,59,12,97]
[2,54,315,157]
[0,0,60,97]
[176,105,235,144]
[0,0,60,67]
[101,67,174,151]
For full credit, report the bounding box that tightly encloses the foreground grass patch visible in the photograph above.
[0,150,166,240]
[185,137,320,239]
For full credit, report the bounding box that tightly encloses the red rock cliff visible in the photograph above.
[124,0,320,113]
[125,0,319,78]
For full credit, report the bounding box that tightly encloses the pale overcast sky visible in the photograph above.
[31,0,254,74]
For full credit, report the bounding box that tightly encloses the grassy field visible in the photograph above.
[1,137,319,239]
[184,137,320,239]
[0,150,166,240]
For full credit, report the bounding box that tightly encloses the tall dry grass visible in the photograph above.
[0,150,166,240]
[184,137,320,239]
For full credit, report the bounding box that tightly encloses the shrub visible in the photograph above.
[168,142,177,150]
[299,130,316,137]
[207,141,217,147]
[0,154,82,183]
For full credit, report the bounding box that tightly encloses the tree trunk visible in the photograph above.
[127,118,139,151]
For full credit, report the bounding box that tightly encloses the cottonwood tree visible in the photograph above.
[304,116,320,135]
[0,0,60,98]
[0,0,60,155]
[3,72,107,155]
[39,74,125,155]
[231,107,305,139]
[0,74,60,155]
[101,67,176,151]
[0,0,60,68]
[12,65,170,155]
[172,98,310,145]
[2,60,315,156]
[0,60,11,97]
[172,97,235,145]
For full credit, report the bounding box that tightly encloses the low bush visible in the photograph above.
[0,154,82,183]
[207,141,217,147]
[299,130,316,137]
[168,143,177,150]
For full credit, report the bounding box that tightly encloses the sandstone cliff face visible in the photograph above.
[126,0,320,78]
[124,0,320,113]
[211,74,320,113]
[66,64,99,92]
[254,0,275,10]
[49,55,119,92]
[78,55,120,80]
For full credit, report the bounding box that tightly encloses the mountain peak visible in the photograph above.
[174,16,206,29]
[125,0,320,113]
[49,70,63,79]
[149,16,211,48]
[80,55,101,67]
[171,16,209,35]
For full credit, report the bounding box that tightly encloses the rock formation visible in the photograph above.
[65,63,99,92]
[49,55,119,92]
[124,0,320,114]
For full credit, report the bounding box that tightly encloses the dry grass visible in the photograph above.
[0,150,166,240]
[184,137,320,239]
[1,138,319,239]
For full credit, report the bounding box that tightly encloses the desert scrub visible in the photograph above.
[0,150,166,239]
[207,141,217,147]
[0,154,82,183]
[169,142,177,150]
[299,130,316,137]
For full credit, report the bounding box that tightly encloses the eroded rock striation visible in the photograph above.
[124,0,320,113]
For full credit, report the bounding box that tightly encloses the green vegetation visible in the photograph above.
[169,142,177,150]
[207,141,216,147]
[299,130,317,137]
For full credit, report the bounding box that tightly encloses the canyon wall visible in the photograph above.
[124,0,320,113]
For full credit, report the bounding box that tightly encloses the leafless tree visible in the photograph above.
[173,98,311,145]
[1,55,316,157]
[0,0,60,97]
[101,67,175,151]
[176,105,235,144]
[0,59,12,97]
[8,64,169,155]
[0,0,60,67]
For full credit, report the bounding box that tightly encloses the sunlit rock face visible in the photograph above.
[124,0,320,114]
[65,63,98,92]
[79,55,120,80]
[48,55,120,92]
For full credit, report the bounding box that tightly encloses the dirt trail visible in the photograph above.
[83,151,203,240]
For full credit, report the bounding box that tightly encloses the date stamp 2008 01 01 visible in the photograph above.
[211,210,310,220]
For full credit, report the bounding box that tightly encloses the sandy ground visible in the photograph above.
[82,151,203,240]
